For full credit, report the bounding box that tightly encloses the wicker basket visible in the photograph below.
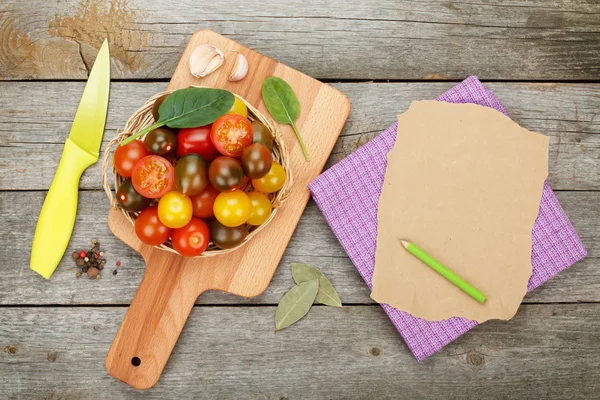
[102,87,292,257]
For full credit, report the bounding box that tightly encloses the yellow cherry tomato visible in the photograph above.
[246,192,273,226]
[226,96,248,118]
[213,191,251,227]
[158,191,193,229]
[252,162,286,193]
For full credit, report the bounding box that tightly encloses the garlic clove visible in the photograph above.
[228,52,248,82]
[189,44,225,78]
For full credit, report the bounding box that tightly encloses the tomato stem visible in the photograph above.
[290,121,310,161]
[120,121,165,146]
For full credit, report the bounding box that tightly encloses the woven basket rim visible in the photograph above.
[101,86,292,257]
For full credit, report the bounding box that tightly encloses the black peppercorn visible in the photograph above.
[113,270,118,276]
[75,258,85,267]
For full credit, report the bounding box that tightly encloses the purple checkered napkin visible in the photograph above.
[308,76,587,361]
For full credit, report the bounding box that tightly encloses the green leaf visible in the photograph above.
[261,77,310,161]
[275,279,319,331]
[291,263,343,308]
[121,88,234,145]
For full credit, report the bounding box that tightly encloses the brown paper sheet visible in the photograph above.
[371,101,549,323]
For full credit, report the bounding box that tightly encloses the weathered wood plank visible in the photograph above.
[1,0,599,81]
[1,304,599,398]
[1,81,599,190]
[0,190,596,305]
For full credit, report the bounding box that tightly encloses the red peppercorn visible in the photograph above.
[116,261,121,267]
[79,251,87,258]
[94,254,99,259]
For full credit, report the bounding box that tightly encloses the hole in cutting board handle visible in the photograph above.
[131,357,141,367]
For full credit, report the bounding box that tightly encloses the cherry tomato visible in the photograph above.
[171,218,210,257]
[175,154,209,196]
[210,114,253,157]
[131,155,175,199]
[144,128,177,156]
[251,121,273,152]
[234,175,250,191]
[116,179,152,212]
[135,206,172,246]
[246,192,273,226]
[114,140,149,178]
[151,93,169,121]
[210,220,248,249]
[190,184,220,219]
[177,125,219,161]
[252,162,286,193]
[226,96,248,118]
[213,191,251,227]
[241,143,272,179]
[208,156,244,192]
[158,191,193,229]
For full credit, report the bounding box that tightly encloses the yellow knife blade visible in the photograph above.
[30,39,111,279]
[69,39,111,156]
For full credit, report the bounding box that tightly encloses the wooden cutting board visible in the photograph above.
[105,30,350,389]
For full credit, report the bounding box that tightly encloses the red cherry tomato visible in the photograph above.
[177,125,220,161]
[131,155,175,199]
[114,140,149,178]
[135,206,172,246]
[210,114,253,157]
[171,218,210,257]
[190,184,220,218]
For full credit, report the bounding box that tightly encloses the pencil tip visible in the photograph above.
[398,239,410,248]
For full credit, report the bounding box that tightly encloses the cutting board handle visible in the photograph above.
[105,253,205,389]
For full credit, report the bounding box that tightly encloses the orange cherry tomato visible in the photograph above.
[131,155,174,199]
[135,206,171,246]
[210,114,253,157]
[171,218,210,257]
[190,185,220,219]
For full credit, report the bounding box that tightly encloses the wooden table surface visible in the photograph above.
[1,1,599,398]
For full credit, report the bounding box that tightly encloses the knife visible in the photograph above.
[30,39,111,279]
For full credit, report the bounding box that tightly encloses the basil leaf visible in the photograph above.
[261,77,310,161]
[121,88,234,146]
[292,263,343,308]
[275,279,319,331]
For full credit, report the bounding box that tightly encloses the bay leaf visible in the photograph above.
[275,279,319,331]
[291,263,343,308]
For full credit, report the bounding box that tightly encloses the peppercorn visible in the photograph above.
[72,251,80,260]
[116,261,121,267]
[113,270,118,276]
[87,267,99,279]
[92,238,97,244]
[82,266,89,273]
[79,251,86,258]
[75,258,85,267]
[86,251,92,258]
[76,271,82,278]
[98,265,104,271]
[94,254,99,259]
[84,257,89,262]
[99,252,104,256]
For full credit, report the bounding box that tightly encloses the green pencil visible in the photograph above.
[399,239,486,303]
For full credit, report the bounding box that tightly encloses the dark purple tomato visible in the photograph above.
[116,179,152,212]
[251,121,273,151]
[210,220,248,249]
[175,154,209,196]
[151,93,169,121]
[144,128,177,156]
[241,143,272,179]
[208,156,244,192]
